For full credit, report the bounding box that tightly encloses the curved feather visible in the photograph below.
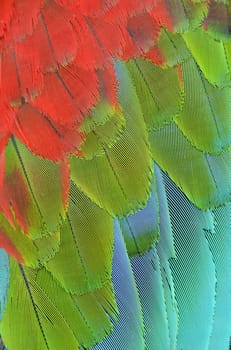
[119,179,159,256]
[175,55,231,154]
[207,203,231,349]
[92,220,145,350]
[1,2,231,350]
[1,137,68,238]
[0,250,9,321]
[126,58,182,130]
[71,61,153,218]
[149,122,231,209]
[183,27,231,87]
[164,173,216,349]
[157,29,190,67]
[0,137,68,265]
[0,258,118,350]
[45,181,113,295]
[80,106,126,160]
[205,1,231,42]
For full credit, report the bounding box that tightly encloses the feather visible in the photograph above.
[207,203,231,349]
[45,181,114,295]
[164,173,216,349]
[0,137,68,265]
[156,29,190,67]
[92,220,145,350]
[149,122,231,209]
[126,58,182,130]
[71,61,153,218]
[1,1,231,350]
[1,137,68,237]
[204,1,231,41]
[175,55,231,153]
[0,250,8,321]
[0,259,117,350]
[119,180,159,256]
[183,26,231,87]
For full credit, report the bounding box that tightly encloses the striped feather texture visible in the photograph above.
[0,1,231,349]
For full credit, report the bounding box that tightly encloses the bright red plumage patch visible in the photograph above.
[13,105,83,160]
[0,0,166,161]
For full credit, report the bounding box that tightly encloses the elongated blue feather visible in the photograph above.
[0,250,9,321]
[164,173,216,350]
[92,220,144,349]
[207,203,231,349]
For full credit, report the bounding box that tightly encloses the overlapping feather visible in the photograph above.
[0,1,231,349]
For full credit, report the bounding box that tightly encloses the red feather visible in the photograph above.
[0,0,165,161]
[13,104,83,160]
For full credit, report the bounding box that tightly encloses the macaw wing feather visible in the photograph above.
[45,181,114,295]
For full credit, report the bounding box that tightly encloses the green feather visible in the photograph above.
[46,182,114,295]
[71,62,152,218]
[149,122,231,209]
[0,259,117,350]
[126,58,182,130]
[175,56,231,153]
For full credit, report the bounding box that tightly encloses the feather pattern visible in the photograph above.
[0,1,231,350]
[0,250,8,321]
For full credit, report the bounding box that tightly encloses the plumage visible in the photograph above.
[0,1,231,349]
